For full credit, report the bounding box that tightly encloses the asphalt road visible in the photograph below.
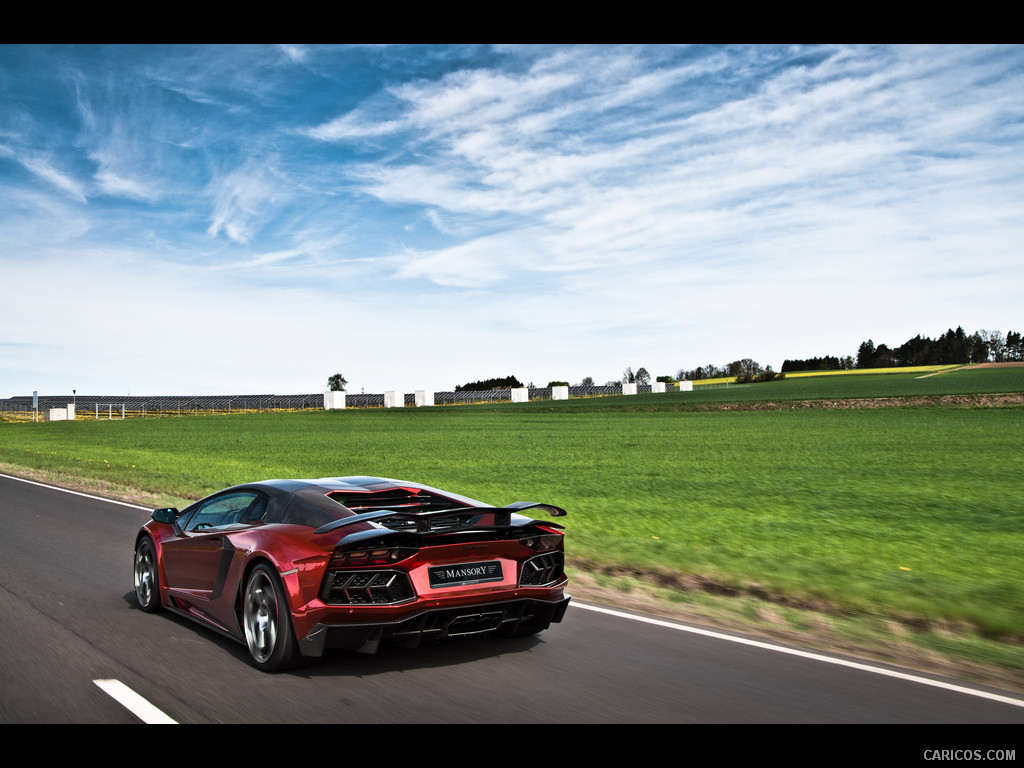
[2,473,1023,727]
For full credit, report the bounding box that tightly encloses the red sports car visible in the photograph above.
[133,476,569,671]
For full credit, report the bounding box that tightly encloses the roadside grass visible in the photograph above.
[2,365,1022,685]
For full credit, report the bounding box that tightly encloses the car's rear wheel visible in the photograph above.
[133,537,161,613]
[242,564,297,672]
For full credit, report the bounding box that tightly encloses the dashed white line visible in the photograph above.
[94,679,177,724]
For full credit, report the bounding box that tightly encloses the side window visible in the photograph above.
[239,495,268,524]
[185,492,262,532]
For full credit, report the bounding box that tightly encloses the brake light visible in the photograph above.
[330,547,417,567]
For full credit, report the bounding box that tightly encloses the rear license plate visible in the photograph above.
[428,561,503,588]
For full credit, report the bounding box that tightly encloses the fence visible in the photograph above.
[1,382,698,420]
[0,394,328,420]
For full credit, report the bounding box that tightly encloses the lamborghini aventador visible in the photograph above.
[133,476,569,671]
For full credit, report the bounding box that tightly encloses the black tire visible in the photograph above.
[242,564,298,672]
[133,537,162,613]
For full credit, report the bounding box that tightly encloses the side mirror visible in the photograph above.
[152,507,179,524]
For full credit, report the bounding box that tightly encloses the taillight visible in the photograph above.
[330,547,417,568]
[519,533,563,552]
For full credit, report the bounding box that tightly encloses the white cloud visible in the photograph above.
[277,45,308,63]
[3,44,1023,397]
[303,112,405,142]
[206,158,287,244]
[94,169,156,201]
[0,145,87,202]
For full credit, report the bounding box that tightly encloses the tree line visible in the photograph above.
[784,327,1022,373]
[675,358,782,382]
[331,327,1021,395]
[454,375,524,392]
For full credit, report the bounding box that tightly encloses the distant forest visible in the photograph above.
[781,327,1023,373]
[456,328,1022,390]
[454,375,524,392]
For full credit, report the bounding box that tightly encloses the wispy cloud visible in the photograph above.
[0,144,87,202]
[206,157,289,244]
[310,45,1024,298]
[2,44,1022,396]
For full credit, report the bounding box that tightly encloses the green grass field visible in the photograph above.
[679,364,1024,403]
[2,365,1023,674]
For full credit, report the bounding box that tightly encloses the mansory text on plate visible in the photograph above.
[133,476,569,671]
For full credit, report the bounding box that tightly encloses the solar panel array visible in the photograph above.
[1,384,658,418]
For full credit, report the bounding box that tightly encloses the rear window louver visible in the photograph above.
[329,489,459,513]
[327,489,479,532]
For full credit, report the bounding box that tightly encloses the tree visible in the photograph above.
[455,375,523,392]
[969,332,990,363]
[873,343,894,367]
[327,373,347,392]
[728,359,762,377]
[579,376,595,387]
[781,356,843,373]
[983,330,1006,362]
[856,340,876,369]
[635,367,651,386]
[1005,331,1022,361]
[676,363,725,381]
[936,326,970,364]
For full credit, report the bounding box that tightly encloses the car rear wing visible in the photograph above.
[314,502,565,536]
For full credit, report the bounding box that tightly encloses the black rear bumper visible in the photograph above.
[297,594,571,657]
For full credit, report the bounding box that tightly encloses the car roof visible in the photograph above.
[231,476,486,507]
[245,476,430,493]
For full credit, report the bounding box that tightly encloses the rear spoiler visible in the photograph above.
[314,502,566,536]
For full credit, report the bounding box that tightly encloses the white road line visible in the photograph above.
[0,473,150,510]
[4,476,172,722]
[94,679,177,724]
[574,602,1024,709]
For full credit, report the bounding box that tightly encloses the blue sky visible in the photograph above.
[2,44,1022,397]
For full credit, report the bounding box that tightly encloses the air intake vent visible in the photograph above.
[519,552,564,586]
[321,570,415,605]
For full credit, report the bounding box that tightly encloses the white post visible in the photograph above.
[384,390,401,408]
[324,390,346,409]
[415,390,434,407]
[652,381,665,393]
[510,387,529,403]
[622,383,637,395]
[552,385,569,400]
[678,381,694,392]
